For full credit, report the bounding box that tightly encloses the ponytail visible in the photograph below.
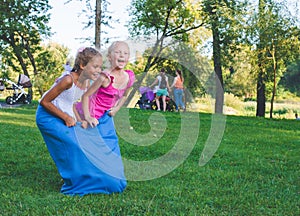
[177,69,183,81]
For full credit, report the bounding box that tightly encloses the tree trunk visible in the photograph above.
[212,21,224,114]
[8,34,30,78]
[256,0,266,117]
[256,69,266,117]
[269,41,277,119]
[95,0,102,50]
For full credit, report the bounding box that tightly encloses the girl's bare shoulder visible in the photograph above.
[92,72,110,88]
[56,74,74,89]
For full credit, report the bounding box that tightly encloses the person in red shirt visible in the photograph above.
[170,69,185,112]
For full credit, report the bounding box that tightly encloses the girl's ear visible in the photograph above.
[79,64,84,69]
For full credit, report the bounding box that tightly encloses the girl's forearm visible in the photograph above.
[113,96,126,112]
[81,95,91,120]
[112,88,131,113]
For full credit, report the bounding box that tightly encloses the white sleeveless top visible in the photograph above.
[41,73,86,118]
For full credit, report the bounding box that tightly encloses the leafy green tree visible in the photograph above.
[34,43,70,97]
[0,0,51,79]
[126,0,205,106]
[201,0,248,113]
[128,0,204,73]
[224,46,256,99]
[279,59,300,96]
[0,42,69,98]
[245,0,300,117]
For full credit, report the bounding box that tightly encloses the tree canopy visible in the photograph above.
[0,0,51,79]
[128,0,204,73]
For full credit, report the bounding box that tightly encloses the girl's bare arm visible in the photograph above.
[149,78,158,88]
[40,75,75,127]
[109,88,131,117]
[170,77,177,88]
[81,74,107,127]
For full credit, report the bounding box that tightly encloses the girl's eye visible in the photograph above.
[113,51,129,57]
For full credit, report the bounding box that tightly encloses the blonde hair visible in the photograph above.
[107,41,130,58]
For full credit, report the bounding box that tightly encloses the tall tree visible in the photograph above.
[201,0,248,113]
[67,0,113,49]
[0,0,51,79]
[128,0,204,73]
[34,43,70,97]
[245,0,300,117]
[126,0,204,106]
[256,0,267,117]
[95,0,102,50]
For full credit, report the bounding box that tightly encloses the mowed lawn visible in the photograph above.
[0,103,299,215]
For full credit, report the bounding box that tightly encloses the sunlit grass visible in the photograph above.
[0,104,299,215]
[189,94,300,119]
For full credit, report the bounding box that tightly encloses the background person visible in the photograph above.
[149,68,171,111]
[170,69,185,112]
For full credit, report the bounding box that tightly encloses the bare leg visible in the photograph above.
[155,96,160,110]
[162,95,167,111]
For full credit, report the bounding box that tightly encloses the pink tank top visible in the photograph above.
[76,70,135,120]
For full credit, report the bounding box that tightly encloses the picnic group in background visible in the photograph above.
[36,41,135,196]
[170,69,185,112]
[149,68,171,112]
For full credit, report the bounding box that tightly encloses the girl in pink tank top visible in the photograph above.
[71,41,135,195]
[75,41,135,128]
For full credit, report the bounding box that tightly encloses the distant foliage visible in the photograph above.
[279,59,300,96]
[0,0,51,78]
[34,43,70,97]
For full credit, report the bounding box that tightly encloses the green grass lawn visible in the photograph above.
[0,103,299,215]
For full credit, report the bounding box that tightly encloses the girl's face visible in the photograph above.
[109,42,130,69]
[82,55,102,81]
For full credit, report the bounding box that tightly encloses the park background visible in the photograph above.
[0,0,300,215]
[0,0,300,118]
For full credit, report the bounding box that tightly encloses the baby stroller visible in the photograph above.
[135,86,155,110]
[135,86,176,112]
[0,74,32,105]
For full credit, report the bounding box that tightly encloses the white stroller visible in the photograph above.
[0,74,32,105]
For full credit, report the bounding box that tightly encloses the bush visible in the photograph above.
[224,93,244,111]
